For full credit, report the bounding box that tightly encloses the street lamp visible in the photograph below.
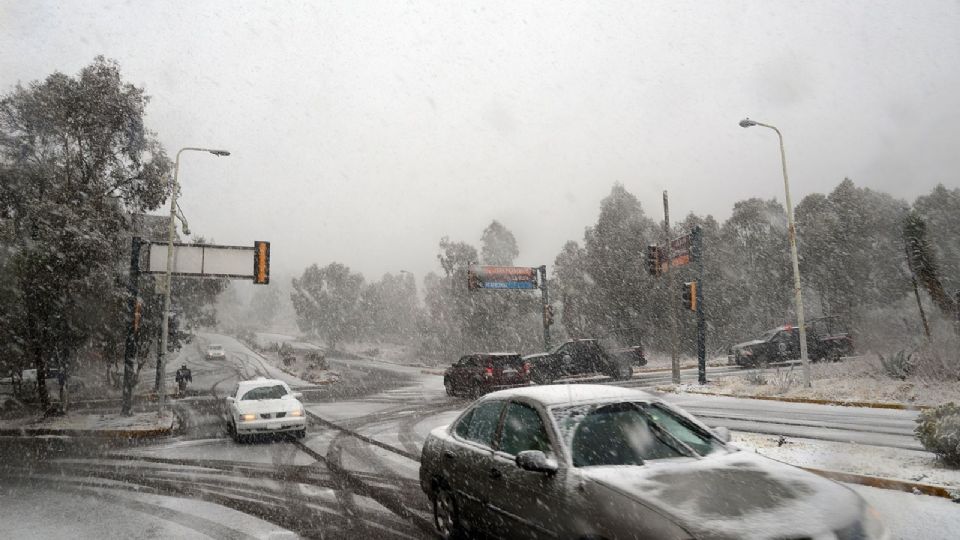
[158,147,230,416]
[738,118,811,387]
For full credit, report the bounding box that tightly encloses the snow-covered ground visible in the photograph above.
[665,356,960,407]
[733,432,960,492]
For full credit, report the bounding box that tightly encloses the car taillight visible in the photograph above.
[484,366,494,377]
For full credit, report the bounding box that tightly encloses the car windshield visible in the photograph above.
[209,345,223,351]
[240,385,288,401]
[552,401,723,467]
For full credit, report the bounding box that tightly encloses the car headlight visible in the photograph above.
[289,409,304,417]
[837,504,887,540]
[861,504,887,540]
[239,413,257,422]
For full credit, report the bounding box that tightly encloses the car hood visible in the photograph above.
[731,339,766,351]
[235,398,302,414]
[580,451,862,540]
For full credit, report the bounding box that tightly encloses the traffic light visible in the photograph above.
[682,281,697,311]
[543,304,555,326]
[253,241,270,284]
[646,245,662,276]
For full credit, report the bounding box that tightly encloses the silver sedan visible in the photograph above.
[419,384,887,540]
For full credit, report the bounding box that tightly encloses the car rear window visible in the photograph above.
[484,356,523,368]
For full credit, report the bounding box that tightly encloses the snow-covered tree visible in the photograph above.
[0,57,171,410]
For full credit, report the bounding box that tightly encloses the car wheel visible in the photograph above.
[296,428,306,439]
[433,484,460,538]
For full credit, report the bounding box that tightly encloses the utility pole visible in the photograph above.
[121,237,142,416]
[739,119,810,387]
[539,265,551,351]
[664,191,680,384]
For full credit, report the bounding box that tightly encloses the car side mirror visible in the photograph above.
[292,392,303,399]
[713,426,731,443]
[516,450,558,474]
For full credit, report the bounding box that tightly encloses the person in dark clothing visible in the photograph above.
[175,364,192,396]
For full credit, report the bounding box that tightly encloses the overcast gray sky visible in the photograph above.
[2,0,958,283]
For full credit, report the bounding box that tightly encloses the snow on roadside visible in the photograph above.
[665,357,959,407]
[732,431,960,491]
[0,410,175,432]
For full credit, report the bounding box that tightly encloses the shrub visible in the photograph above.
[744,369,767,386]
[771,366,796,394]
[915,402,960,467]
[878,350,914,380]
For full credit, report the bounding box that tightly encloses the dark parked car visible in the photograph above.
[443,353,530,397]
[523,338,640,384]
[419,385,887,540]
[729,316,855,367]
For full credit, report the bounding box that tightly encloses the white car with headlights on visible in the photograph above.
[205,344,227,360]
[225,377,306,442]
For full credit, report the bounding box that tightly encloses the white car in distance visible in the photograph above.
[205,344,226,360]
[225,377,306,442]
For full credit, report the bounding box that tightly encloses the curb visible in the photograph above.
[803,466,959,501]
[657,387,929,411]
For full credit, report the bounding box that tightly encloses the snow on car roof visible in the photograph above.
[481,384,655,406]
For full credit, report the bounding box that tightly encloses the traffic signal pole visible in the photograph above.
[693,226,706,385]
[121,237,142,416]
[664,192,680,384]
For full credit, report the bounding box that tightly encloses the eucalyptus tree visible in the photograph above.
[0,57,171,410]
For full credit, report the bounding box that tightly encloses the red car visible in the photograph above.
[443,353,530,397]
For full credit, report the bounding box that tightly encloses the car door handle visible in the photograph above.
[489,467,502,479]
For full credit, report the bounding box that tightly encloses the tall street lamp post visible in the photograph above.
[158,147,230,416]
[738,119,811,387]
